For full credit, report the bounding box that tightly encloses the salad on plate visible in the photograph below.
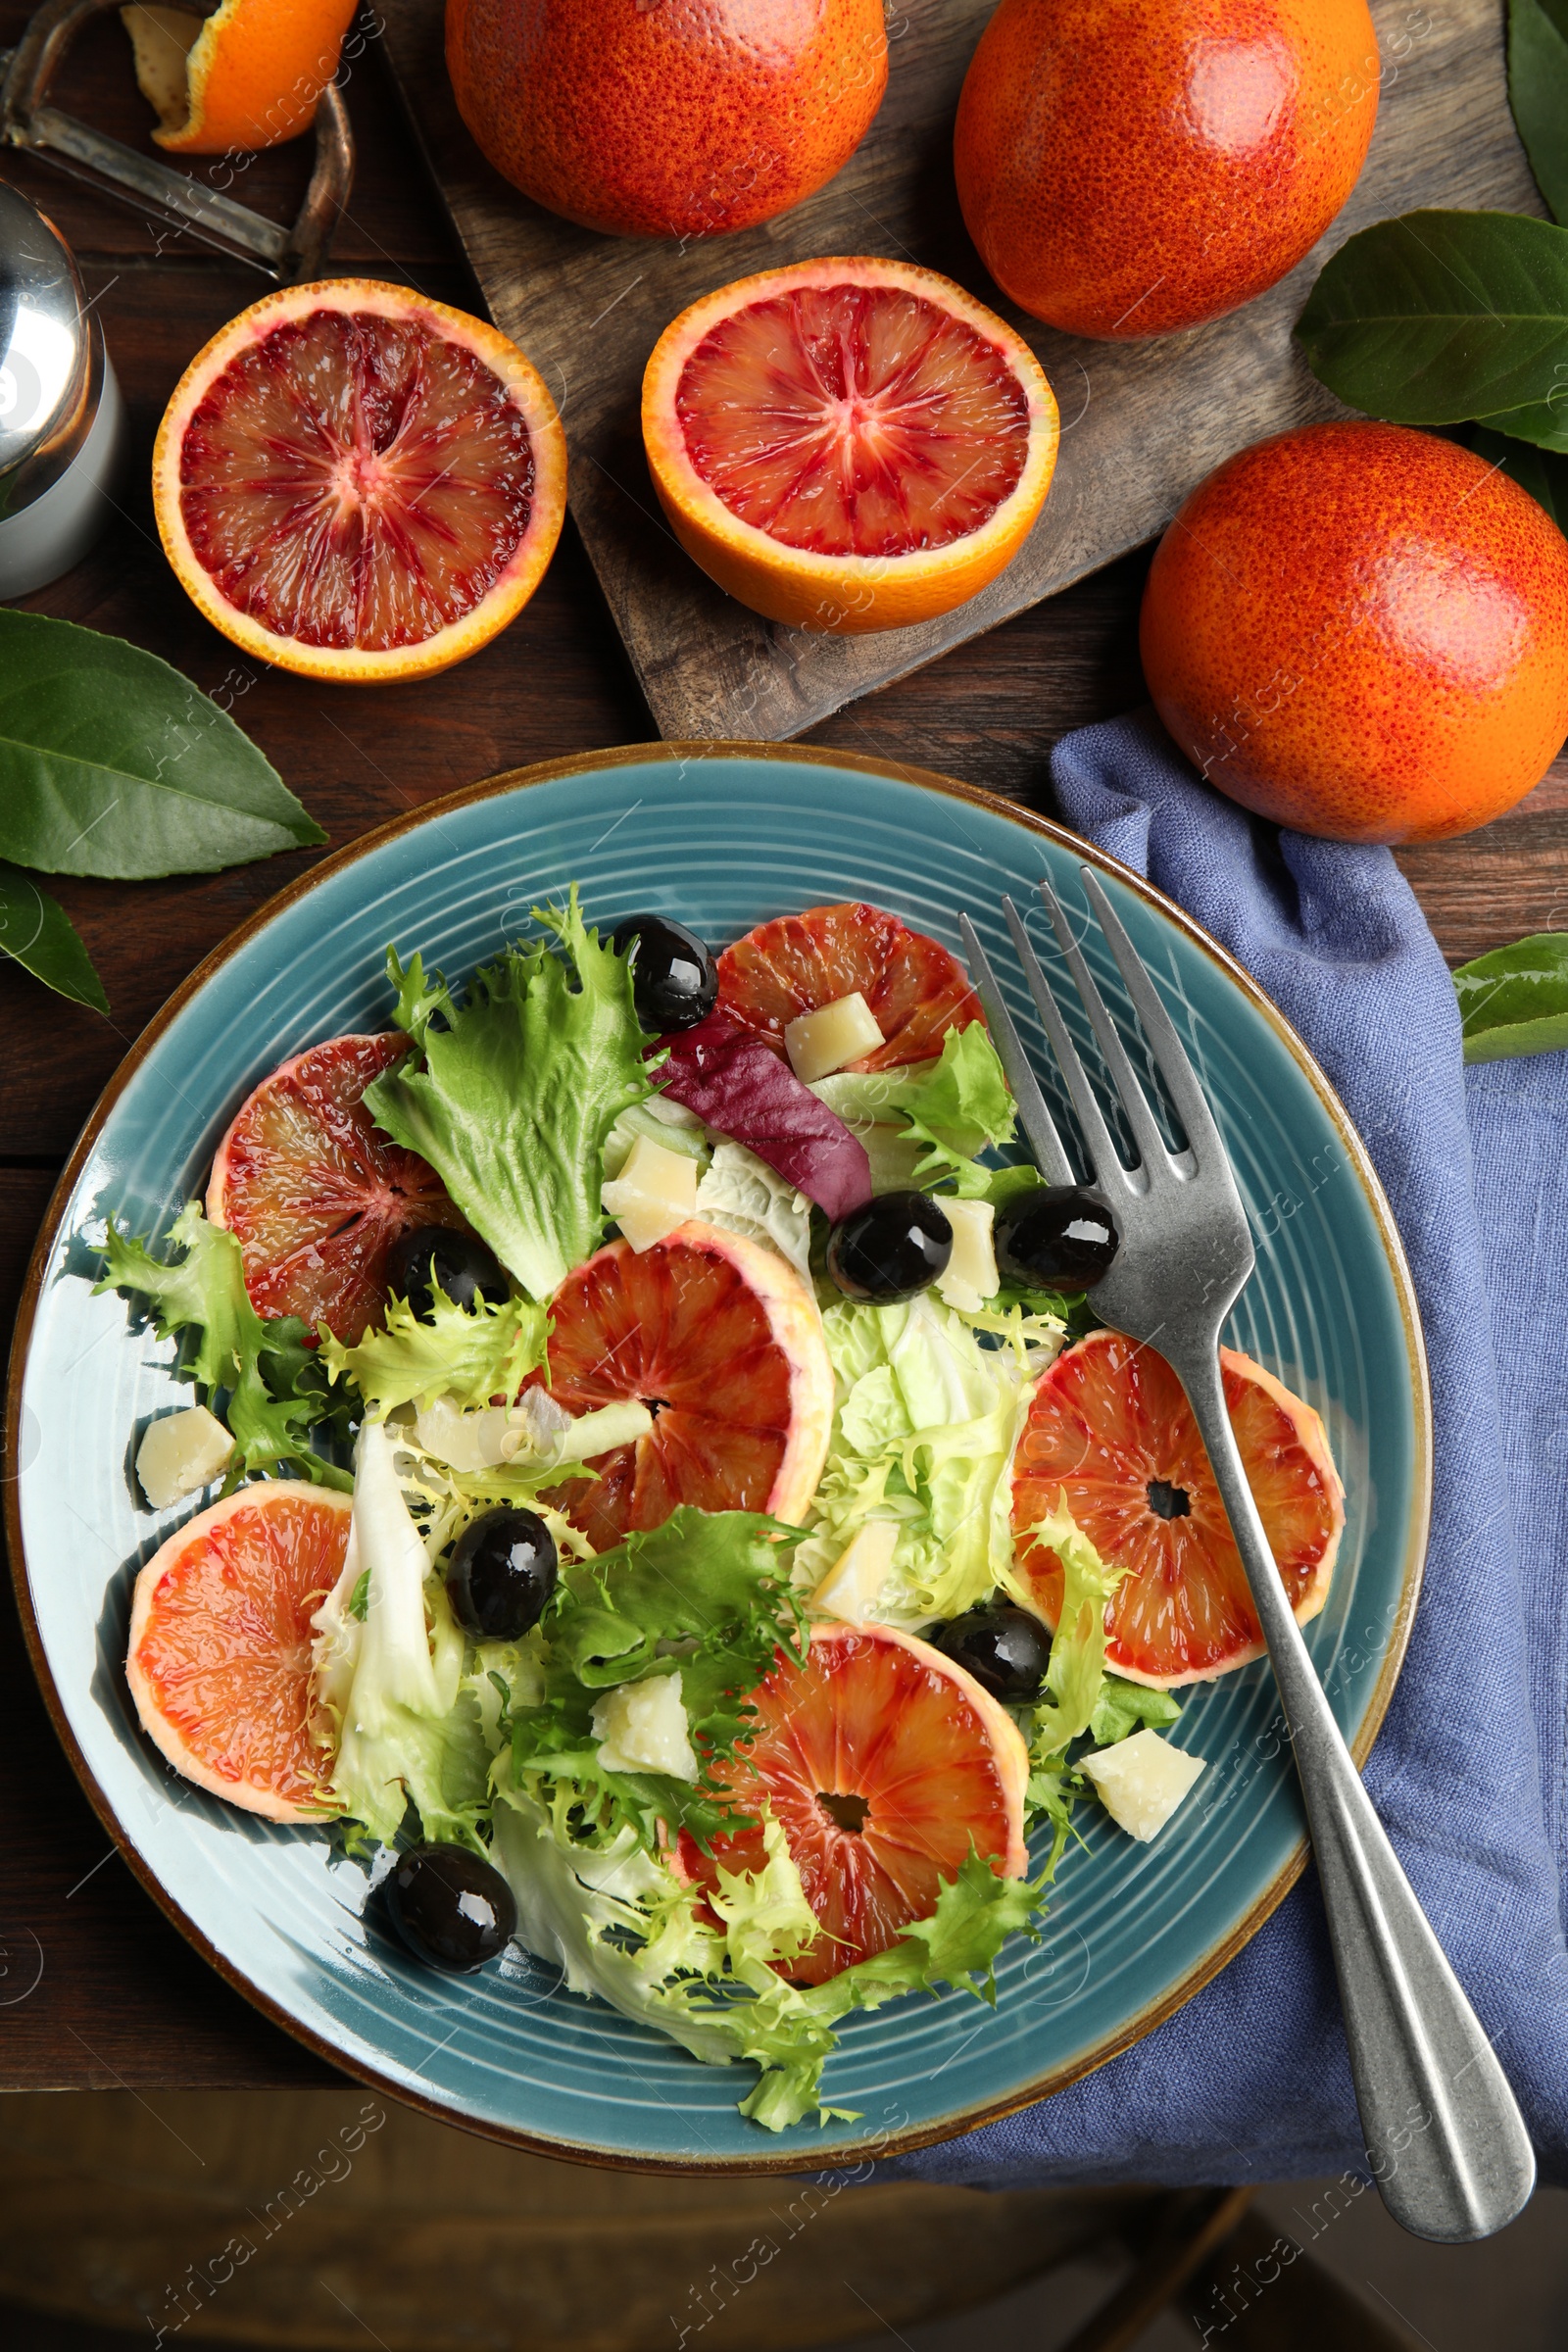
[98,892,1345,2130]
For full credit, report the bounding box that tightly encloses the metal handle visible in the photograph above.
[1168,1340,1536,2242]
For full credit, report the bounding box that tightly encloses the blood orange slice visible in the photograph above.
[532,1220,832,1551]
[642,257,1058,633]
[125,1482,351,1822]
[208,1033,468,1341]
[679,1623,1029,1985]
[153,280,566,682]
[1011,1330,1345,1689]
[716,900,982,1071]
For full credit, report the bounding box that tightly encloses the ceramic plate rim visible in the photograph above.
[5,740,1433,2172]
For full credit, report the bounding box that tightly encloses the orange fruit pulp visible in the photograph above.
[153,280,566,683]
[716,901,983,1071]
[530,1221,833,1553]
[642,258,1058,634]
[207,1033,469,1341]
[677,1622,1030,1985]
[1012,1329,1344,1688]
[125,1483,351,1822]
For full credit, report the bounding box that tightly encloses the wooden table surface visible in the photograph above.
[2,7,1564,2090]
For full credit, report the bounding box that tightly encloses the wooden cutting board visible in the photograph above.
[379,0,1542,743]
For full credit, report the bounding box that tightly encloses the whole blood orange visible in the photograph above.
[642,258,1058,633]
[445,0,887,240]
[533,1221,833,1549]
[208,1034,469,1341]
[153,280,566,682]
[717,902,982,1070]
[679,1623,1029,1984]
[1011,1329,1343,1689]
[126,1483,351,1822]
[954,0,1378,339]
[1140,421,1568,843]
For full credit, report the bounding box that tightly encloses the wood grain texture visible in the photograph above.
[378,0,1544,742]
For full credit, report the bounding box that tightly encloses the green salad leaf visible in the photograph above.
[1453,932,1568,1061]
[1509,0,1568,226]
[319,1288,547,1418]
[366,891,654,1301]
[1090,1675,1182,1746]
[811,1022,1016,1195]
[0,861,108,1012]
[1012,1501,1133,1769]
[97,1202,350,1490]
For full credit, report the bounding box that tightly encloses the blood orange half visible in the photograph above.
[642,258,1058,634]
[153,280,566,681]
[716,901,982,1071]
[1011,1329,1345,1689]
[125,1482,351,1822]
[679,1623,1029,1985]
[208,1033,468,1341]
[533,1221,833,1551]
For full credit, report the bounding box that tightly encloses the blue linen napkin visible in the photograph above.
[889,711,1568,2190]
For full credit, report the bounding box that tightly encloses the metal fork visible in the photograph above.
[961,873,1535,2245]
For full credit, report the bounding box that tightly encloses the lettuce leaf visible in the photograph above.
[1090,1674,1182,1745]
[693,1140,813,1279]
[1009,1502,1132,1770]
[365,890,653,1301]
[319,1288,547,1420]
[810,1025,1016,1197]
[96,1201,350,1491]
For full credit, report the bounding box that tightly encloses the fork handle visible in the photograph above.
[1166,1342,1536,2242]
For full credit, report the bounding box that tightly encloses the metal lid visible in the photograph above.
[0,178,98,512]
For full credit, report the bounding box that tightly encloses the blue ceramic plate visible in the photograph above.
[7,746,1429,2170]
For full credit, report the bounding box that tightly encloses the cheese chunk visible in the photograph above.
[1079,1730,1205,1842]
[810,1520,900,1624]
[784,992,885,1083]
[591,1672,700,1781]
[935,1197,998,1314]
[601,1133,699,1252]
[135,1405,234,1509]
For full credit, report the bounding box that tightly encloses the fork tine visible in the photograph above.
[1035,879,1174,1176]
[958,914,1075,1186]
[1078,869,1226,1167]
[1002,895,1132,1198]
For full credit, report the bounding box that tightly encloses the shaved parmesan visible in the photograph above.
[809,1519,900,1624]
[135,1405,234,1508]
[785,992,885,1084]
[601,1133,698,1251]
[935,1197,998,1314]
[1079,1730,1205,1841]
[591,1672,700,1781]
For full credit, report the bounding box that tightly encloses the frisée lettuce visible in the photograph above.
[809,1022,1016,1197]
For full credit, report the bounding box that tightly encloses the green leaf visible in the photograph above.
[0,612,324,878]
[811,1022,1017,1196]
[1295,211,1568,432]
[1468,425,1568,524]
[1510,0,1568,225]
[319,1287,547,1417]
[0,860,108,1012]
[1089,1674,1182,1745]
[366,890,654,1301]
[1453,932,1568,1060]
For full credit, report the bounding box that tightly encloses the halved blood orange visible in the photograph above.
[125,1482,351,1822]
[716,901,982,1071]
[678,1623,1029,1985]
[531,1220,833,1551]
[1011,1330,1345,1690]
[153,280,566,681]
[642,258,1058,633]
[208,1033,468,1340]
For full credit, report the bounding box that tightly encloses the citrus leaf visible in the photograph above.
[1468,426,1568,524]
[0,611,325,879]
[1295,211,1568,426]
[0,860,109,1013]
[1509,0,1568,225]
[1454,933,1568,1061]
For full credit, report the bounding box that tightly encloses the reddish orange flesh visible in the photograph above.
[130,1492,348,1813]
[675,285,1031,558]
[716,901,982,1071]
[208,1033,466,1340]
[178,308,536,651]
[681,1626,1023,1984]
[1012,1330,1342,1687]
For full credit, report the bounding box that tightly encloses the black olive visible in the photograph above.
[612,913,718,1033]
[384,1841,517,1974]
[446,1506,559,1642]
[826,1190,954,1303]
[385,1227,510,1320]
[931,1604,1053,1705]
[994,1184,1119,1291]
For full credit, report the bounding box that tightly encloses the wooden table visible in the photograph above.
[3,6,1564,2092]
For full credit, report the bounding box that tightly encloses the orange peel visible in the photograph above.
[123,0,359,155]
